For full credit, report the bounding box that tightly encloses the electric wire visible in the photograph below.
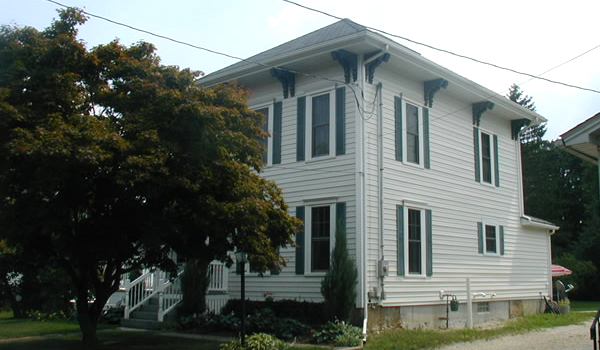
[280,0,600,95]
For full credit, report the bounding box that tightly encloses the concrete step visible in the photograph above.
[138,304,159,313]
[121,318,161,330]
[130,310,158,321]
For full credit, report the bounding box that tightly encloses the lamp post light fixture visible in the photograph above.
[235,251,248,348]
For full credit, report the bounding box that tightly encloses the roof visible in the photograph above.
[199,19,547,124]
[557,112,600,164]
[207,19,370,77]
[521,215,559,232]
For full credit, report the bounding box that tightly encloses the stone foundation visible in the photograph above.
[366,299,544,331]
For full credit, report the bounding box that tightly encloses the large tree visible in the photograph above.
[0,9,298,346]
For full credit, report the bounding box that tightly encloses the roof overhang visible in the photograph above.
[521,216,560,233]
[198,22,546,125]
[556,112,600,164]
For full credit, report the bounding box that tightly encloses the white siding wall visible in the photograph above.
[368,66,551,306]
[227,65,359,303]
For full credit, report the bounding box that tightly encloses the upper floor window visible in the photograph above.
[253,102,282,166]
[296,87,346,162]
[484,224,497,253]
[256,107,270,163]
[474,127,499,186]
[395,96,430,168]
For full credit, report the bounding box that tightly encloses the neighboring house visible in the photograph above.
[198,19,558,329]
[557,112,600,198]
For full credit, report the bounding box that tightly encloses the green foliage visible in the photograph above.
[312,320,361,345]
[222,299,328,326]
[219,333,288,350]
[320,219,358,322]
[179,259,211,317]
[0,9,299,346]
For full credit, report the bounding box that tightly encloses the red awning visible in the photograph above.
[552,264,572,277]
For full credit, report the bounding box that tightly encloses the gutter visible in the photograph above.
[377,82,385,303]
[358,55,369,345]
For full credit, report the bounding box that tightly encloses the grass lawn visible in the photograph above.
[364,312,594,350]
[571,300,600,312]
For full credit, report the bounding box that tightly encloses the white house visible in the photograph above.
[198,19,558,330]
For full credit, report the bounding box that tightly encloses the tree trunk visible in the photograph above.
[76,297,99,347]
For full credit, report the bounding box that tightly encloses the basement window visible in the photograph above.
[477,302,490,313]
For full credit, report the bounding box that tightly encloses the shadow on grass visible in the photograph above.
[0,331,222,350]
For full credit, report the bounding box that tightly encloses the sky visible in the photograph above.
[2,0,599,140]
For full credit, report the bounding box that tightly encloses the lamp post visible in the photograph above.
[235,251,248,348]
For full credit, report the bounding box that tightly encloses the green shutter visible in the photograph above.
[336,202,346,232]
[474,127,481,182]
[423,107,430,169]
[336,87,346,155]
[477,222,484,254]
[295,206,305,275]
[395,96,403,161]
[297,97,306,162]
[426,209,433,277]
[272,101,282,164]
[499,225,505,255]
[397,205,405,276]
[493,134,500,187]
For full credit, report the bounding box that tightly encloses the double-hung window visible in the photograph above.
[254,101,282,166]
[395,96,430,168]
[474,128,499,186]
[295,202,346,275]
[296,87,346,161]
[397,205,433,276]
[477,221,504,255]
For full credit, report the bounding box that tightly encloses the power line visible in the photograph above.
[280,0,600,95]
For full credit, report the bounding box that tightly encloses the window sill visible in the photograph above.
[400,274,429,280]
[304,272,327,277]
[305,154,336,163]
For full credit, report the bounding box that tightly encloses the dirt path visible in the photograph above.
[438,318,594,350]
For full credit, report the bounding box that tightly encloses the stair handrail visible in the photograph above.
[591,307,600,350]
[157,271,184,322]
[124,269,169,319]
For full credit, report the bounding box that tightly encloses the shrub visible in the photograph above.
[222,299,327,326]
[320,218,358,322]
[313,320,362,345]
[219,333,288,350]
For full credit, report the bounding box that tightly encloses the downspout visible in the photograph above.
[358,55,369,344]
[377,82,385,302]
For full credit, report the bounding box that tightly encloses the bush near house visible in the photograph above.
[221,299,328,326]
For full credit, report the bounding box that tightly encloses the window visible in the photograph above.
[311,94,330,157]
[408,209,422,274]
[253,102,282,165]
[485,224,497,253]
[477,222,504,255]
[310,206,330,271]
[474,128,499,186]
[397,205,433,276]
[477,302,490,313]
[295,202,346,275]
[297,87,345,162]
[394,96,430,168]
[256,107,269,163]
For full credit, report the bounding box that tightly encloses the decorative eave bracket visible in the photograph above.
[331,49,358,84]
[511,118,531,140]
[472,101,495,126]
[424,78,449,107]
[270,68,295,99]
[364,50,390,84]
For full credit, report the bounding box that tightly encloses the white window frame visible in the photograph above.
[482,221,499,255]
[303,201,337,275]
[306,88,336,161]
[253,104,273,166]
[477,301,490,313]
[401,99,425,168]
[403,206,427,277]
[478,128,496,185]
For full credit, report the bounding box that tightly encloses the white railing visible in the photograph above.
[206,294,229,314]
[123,269,168,319]
[158,272,183,322]
[208,261,228,293]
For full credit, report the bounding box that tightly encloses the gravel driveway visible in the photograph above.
[438,317,594,350]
